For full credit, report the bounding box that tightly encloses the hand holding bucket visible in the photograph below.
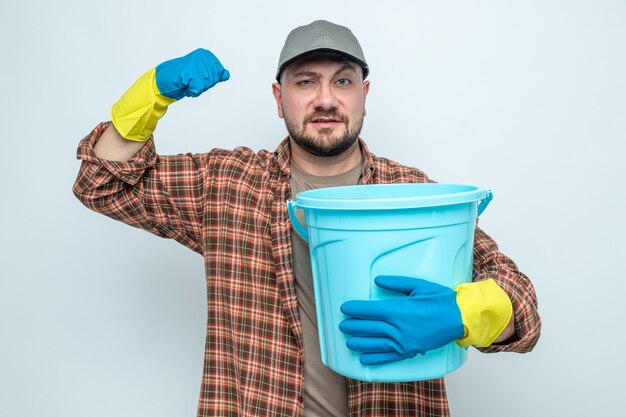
[339,275,513,365]
[339,276,465,365]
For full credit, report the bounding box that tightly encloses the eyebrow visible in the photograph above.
[291,64,358,79]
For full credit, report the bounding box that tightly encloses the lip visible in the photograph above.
[308,118,344,129]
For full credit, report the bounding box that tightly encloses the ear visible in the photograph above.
[363,80,370,116]
[272,82,284,119]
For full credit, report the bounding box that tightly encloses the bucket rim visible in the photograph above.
[291,183,490,210]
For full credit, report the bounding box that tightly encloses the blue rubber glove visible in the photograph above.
[339,276,465,366]
[155,48,230,100]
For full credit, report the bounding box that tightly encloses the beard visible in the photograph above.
[284,109,364,157]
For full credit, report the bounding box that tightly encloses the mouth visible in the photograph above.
[307,116,345,129]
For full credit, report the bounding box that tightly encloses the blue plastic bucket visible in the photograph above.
[287,183,493,382]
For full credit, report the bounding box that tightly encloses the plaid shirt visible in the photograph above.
[74,122,541,417]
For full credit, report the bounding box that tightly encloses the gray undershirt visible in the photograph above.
[290,160,363,417]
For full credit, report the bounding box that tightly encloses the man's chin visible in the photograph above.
[291,134,359,158]
[305,125,345,138]
[304,135,348,152]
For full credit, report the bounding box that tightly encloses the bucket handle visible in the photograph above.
[477,190,493,217]
[287,200,309,241]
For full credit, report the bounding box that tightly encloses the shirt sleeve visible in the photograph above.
[72,122,213,254]
[471,226,542,353]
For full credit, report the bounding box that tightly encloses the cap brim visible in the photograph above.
[276,48,369,81]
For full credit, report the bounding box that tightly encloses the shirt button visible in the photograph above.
[298,395,304,403]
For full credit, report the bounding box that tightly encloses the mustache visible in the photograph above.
[303,110,349,126]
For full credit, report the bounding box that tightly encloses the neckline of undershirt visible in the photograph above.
[290,157,363,189]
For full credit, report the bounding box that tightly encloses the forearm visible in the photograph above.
[93,123,145,161]
[472,227,541,352]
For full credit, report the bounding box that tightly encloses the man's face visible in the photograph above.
[272,57,370,157]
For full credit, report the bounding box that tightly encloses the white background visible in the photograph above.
[1,1,625,416]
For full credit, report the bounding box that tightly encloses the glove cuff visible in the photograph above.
[454,279,513,348]
[110,68,176,142]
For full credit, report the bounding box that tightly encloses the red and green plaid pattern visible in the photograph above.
[74,122,541,416]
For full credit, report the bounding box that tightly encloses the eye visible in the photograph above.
[336,78,352,87]
[297,79,315,87]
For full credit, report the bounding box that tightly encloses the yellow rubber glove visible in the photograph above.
[454,279,513,348]
[110,69,175,142]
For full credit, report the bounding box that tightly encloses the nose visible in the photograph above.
[312,81,339,110]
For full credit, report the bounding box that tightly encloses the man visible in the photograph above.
[74,20,541,417]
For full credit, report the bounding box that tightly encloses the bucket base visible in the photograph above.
[325,341,468,382]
